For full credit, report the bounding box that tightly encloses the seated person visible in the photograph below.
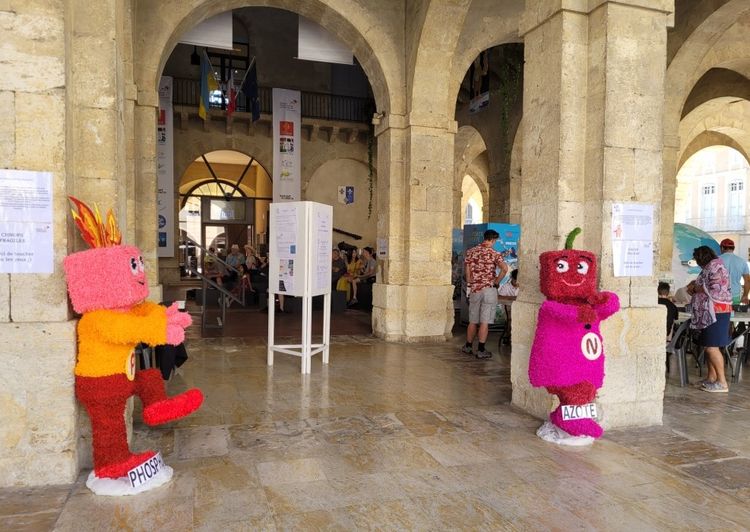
[658,281,678,341]
[498,269,519,345]
[348,247,376,306]
[673,283,692,307]
[204,247,224,287]
[332,249,346,290]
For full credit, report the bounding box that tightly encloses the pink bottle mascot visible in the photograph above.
[63,197,203,495]
[529,228,620,445]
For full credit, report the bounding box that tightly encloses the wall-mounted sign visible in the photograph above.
[0,169,53,273]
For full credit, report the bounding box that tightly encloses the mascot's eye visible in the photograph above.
[129,257,138,275]
[138,256,145,272]
[555,260,569,273]
[577,261,589,274]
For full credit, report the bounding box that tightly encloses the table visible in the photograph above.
[669,311,749,386]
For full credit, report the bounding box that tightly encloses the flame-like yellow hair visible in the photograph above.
[69,196,121,248]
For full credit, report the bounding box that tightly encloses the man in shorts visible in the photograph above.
[462,229,508,358]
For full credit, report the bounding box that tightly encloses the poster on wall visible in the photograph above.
[0,169,53,273]
[272,88,301,202]
[337,185,354,205]
[157,76,174,258]
[611,202,654,277]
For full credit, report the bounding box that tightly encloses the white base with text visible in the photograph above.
[561,403,597,421]
[85,453,173,496]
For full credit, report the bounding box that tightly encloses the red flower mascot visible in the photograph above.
[529,228,620,446]
[63,197,203,495]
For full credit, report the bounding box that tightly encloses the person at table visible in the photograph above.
[658,281,678,341]
[719,238,750,306]
[673,284,692,307]
[687,246,732,393]
[498,268,519,346]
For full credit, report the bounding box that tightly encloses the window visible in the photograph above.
[728,180,745,229]
[465,202,474,225]
[701,184,716,230]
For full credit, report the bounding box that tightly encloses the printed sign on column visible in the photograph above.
[272,88,301,202]
[0,169,53,273]
[157,76,174,258]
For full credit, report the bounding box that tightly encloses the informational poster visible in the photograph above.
[612,202,654,277]
[157,76,174,258]
[0,169,53,273]
[313,206,332,293]
[274,204,298,293]
[377,238,388,259]
[272,88,301,202]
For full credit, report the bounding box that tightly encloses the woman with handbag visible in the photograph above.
[688,245,732,392]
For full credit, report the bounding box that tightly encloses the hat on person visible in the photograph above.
[720,238,735,249]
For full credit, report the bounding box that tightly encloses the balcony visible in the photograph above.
[172,78,375,124]
[685,215,746,233]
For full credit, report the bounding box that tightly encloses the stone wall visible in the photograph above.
[0,0,78,486]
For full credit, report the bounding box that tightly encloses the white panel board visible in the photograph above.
[179,12,233,51]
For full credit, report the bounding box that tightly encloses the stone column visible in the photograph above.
[0,1,77,487]
[659,134,681,272]
[133,92,162,297]
[372,114,456,341]
[512,0,674,429]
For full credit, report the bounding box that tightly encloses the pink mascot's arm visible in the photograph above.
[165,302,192,345]
[539,300,581,321]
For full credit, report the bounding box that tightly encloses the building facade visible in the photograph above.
[2,0,750,487]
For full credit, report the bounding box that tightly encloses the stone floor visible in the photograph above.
[3,332,750,531]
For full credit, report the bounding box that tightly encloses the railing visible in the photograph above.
[684,216,746,232]
[172,78,375,123]
[182,236,244,329]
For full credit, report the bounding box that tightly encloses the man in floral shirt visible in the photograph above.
[463,229,508,358]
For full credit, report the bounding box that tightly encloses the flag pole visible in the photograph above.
[237,56,256,95]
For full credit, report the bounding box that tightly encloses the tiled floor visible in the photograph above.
[3,330,750,530]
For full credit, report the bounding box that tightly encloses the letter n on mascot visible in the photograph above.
[529,228,620,446]
[63,197,203,495]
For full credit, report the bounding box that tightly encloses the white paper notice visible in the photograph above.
[278,258,294,293]
[0,170,53,273]
[611,203,654,277]
[314,209,332,293]
[275,205,298,259]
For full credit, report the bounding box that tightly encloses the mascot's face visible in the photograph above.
[539,249,597,301]
[63,245,150,313]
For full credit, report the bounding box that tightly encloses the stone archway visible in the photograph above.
[661,0,750,267]
[130,1,403,292]
[678,97,750,169]
[453,126,489,227]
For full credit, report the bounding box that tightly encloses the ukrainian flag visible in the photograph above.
[199,50,218,120]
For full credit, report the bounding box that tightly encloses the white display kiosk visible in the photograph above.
[267,201,333,373]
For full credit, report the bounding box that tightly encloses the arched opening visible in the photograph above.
[148,4,384,333]
[675,146,750,238]
[461,175,484,227]
[177,149,272,277]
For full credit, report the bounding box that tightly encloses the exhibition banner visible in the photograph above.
[272,88,301,202]
[157,76,174,257]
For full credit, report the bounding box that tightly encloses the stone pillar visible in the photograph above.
[659,134,681,272]
[133,93,162,297]
[0,1,77,486]
[512,0,674,429]
[372,114,456,341]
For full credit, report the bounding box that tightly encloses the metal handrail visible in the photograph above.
[183,236,245,329]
